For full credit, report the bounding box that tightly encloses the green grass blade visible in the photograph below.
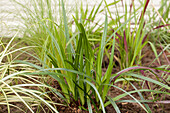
[125,73,169,90]
[83,80,106,113]
[96,11,108,83]
[87,98,93,113]
[104,84,148,112]
[0,80,34,113]
[107,96,121,113]
[61,0,72,61]
[129,82,152,113]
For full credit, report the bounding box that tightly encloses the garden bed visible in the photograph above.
[0,0,169,113]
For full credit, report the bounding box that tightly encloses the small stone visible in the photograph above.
[78,109,82,113]
[91,105,94,109]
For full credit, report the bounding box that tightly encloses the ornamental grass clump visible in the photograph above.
[103,0,165,69]
[0,33,60,113]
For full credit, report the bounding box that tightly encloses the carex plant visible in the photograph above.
[0,32,59,113]
[102,0,170,99]
[11,0,117,111]
[103,0,153,69]
[33,1,114,111]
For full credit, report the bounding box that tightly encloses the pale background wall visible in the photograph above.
[0,0,167,37]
